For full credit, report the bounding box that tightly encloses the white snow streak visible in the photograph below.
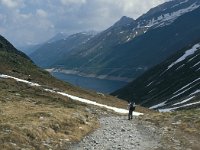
[0,74,41,87]
[0,74,143,115]
[189,90,200,96]
[168,43,200,69]
[159,101,200,112]
[173,78,200,95]
[146,81,154,87]
[192,61,200,68]
[172,0,189,8]
[187,54,199,62]
[172,96,195,106]
[169,86,193,100]
[147,3,200,28]
[149,101,167,109]
[175,64,185,70]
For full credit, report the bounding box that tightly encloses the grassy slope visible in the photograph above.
[0,40,127,108]
[140,109,200,149]
[0,79,99,149]
[0,35,128,149]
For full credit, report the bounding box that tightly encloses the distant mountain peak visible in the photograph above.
[47,32,69,43]
[79,30,98,36]
[113,16,135,27]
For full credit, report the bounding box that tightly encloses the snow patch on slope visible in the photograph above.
[0,74,143,115]
[190,90,200,96]
[168,43,200,69]
[173,78,200,95]
[0,74,41,87]
[149,101,167,109]
[146,3,200,28]
[159,100,200,112]
[172,0,189,8]
[172,96,195,106]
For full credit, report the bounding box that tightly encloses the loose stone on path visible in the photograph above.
[69,116,161,150]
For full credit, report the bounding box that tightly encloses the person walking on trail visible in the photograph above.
[128,102,136,120]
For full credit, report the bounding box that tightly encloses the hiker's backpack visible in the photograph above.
[130,103,135,111]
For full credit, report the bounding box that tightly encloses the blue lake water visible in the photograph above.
[51,72,128,94]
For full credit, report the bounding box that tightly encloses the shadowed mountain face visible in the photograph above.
[0,34,52,85]
[112,42,200,111]
[0,35,30,60]
[29,0,200,82]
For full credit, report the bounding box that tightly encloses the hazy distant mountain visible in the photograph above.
[18,44,42,55]
[18,32,69,56]
[50,0,200,81]
[30,32,96,68]
[47,32,69,43]
[112,42,200,111]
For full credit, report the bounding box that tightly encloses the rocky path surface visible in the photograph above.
[69,116,161,150]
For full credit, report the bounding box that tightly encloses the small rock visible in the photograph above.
[93,140,98,144]
[121,128,126,132]
[39,116,44,120]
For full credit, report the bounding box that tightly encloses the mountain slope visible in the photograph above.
[136,0,200,28]
[0,34,127,107]
[0,34,128,149]
[18,32,69,55]
[112,42,200,111]
[0,35,30,59]
[44,0,200,81]
[30,32,96,68]
[1,35,200,149]
[0,34,59,86]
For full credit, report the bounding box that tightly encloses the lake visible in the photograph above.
[51,72,128,94]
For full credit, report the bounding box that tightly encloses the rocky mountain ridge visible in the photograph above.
[29,0,200,83]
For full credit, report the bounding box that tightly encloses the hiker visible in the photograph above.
[128,102,136,120]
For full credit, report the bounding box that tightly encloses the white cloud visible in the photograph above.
[36,9,47,18]
[0,0,169,47]
[0,0,22,8]
[60,0,86,5]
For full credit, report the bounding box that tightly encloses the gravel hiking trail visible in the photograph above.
[69,116,161,150]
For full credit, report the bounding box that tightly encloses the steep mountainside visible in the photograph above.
[0,34,59,86]
[0,34,125,105]
[0,35,128,149]
[136,0,200,28]
[30,32,96,68]
[112,42,200,111]
[47,0,200,81]
[0,35,29,60]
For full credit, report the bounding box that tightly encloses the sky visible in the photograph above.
[0,0,168,47]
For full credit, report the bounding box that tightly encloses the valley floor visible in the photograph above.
[0,74,199,150]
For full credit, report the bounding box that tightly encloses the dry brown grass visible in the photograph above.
[140,109,200,149]
[0,100,98,150]
[0,75,131,149]
[0,79,101,149]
